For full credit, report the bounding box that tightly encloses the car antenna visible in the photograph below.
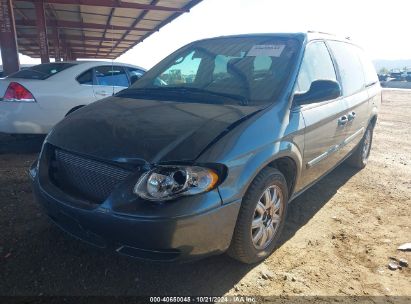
[111,23,115,96]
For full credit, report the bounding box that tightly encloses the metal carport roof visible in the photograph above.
[12,0,202,60]
[0,0,202,76]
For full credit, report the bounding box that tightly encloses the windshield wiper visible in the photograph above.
[117,87,249,105]
[152,87,249,105]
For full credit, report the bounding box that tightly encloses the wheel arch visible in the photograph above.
[267,156,298,197]
[218,140,303,205]
[369,114,378,129]
[243,141,302,200]
[65,105,85,117]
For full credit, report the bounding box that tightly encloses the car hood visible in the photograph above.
[46,97,261,163]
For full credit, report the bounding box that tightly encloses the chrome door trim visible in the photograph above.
[342,127,364,146]
[306,126,364,169]
[307,144,339,168]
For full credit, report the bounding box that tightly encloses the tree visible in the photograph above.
[378,67,389,75]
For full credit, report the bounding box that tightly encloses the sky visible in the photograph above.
[4,0,411,69]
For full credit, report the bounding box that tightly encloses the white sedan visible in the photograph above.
[0,61,145,134]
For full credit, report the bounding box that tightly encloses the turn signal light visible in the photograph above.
[2,82,36,102]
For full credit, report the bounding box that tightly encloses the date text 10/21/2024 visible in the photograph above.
[149,296,257,303]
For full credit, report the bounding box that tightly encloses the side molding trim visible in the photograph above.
[306,127,364,169]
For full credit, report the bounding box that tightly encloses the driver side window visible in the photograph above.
[296,41,337,94]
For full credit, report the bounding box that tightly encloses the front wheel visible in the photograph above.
[347,126,373,169]
[228,167,288,264]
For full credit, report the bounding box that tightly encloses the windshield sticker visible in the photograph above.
[247,44,285,57]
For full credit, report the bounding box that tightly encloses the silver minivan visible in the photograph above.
[31,32,380,263]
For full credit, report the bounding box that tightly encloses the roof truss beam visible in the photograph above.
[116,0,202,56]
[17,33,136,42]
[112,0,158,50]
[16,0,188,12]
[13,7,161,21]
[15,19,153,32]
[12,0,202,60]
[19,43,127,52]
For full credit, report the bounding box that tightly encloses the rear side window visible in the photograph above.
[95,66,129,87]
[356,49,378,86]
[327,41,365,96]
[8,63,76,80]
[296,41,337,93]
[77,69,93,85]
[127,68,145,78]
[127,68,145,84]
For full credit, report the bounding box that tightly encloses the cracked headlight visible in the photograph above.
[133,165,219,201]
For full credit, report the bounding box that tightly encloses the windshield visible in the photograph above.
[8,63,76,80]
[130,36,301,105]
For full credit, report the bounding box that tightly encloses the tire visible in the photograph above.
[346,126,373,169]
[228,167,288,264]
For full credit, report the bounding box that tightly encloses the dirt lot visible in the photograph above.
[0,90,410,299]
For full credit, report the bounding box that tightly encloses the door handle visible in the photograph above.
[348,111,356,121]
[338,115,348,126]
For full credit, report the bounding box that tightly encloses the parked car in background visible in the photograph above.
[30,32,380,263]
[0,64,35,79]
[0,61,145,134]
[378,74,388,82]
[389,71,404,81]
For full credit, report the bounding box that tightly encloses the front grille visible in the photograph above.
[51,149,132,203]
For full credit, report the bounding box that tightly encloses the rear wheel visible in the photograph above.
[347,126,373,169]
[228,167,288,264]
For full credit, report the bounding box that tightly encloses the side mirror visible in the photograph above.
[294,80,341,105]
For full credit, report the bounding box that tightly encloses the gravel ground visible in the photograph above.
[381,81,411,89]
[0,90,410,299]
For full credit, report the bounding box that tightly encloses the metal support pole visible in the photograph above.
[34,0,49,63]
[66,48,73,61]
[62,45,69,61]
[0,0,20,75]
[69,50,76,61]
[52,28,61,61]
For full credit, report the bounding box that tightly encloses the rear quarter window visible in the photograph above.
[127,68,145,85]
[8,63,76,80]
[127,68,145,78]
[77,69,93,85]
[327,41,365,96]
[356,49,379,86]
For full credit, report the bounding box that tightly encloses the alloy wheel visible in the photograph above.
[251,185,284,249]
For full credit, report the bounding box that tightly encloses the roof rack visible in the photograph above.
[307,30,336,36]
[308,31,353,42]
